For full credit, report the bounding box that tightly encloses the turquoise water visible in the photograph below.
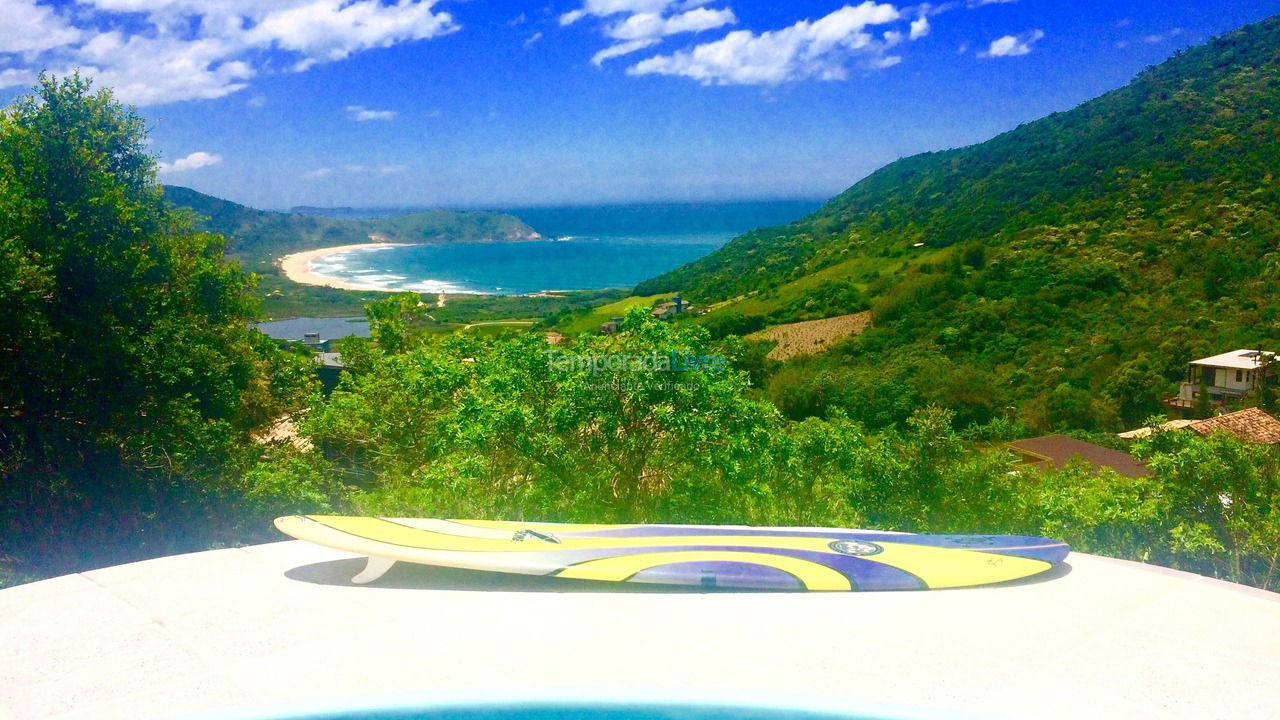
[208,702,901,720]
[307,234,729,295]
[280,706,874,719]
[294,200,824,296]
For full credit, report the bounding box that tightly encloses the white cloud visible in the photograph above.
[0,0,82,54]
[1142,28,1183,44]
[306,163,405,179]
[605,7,735,41]
[0,67,38,91]
[909,16,930,40]
[979,29,1043,58]
[561,0,699,25]
[0,0,458,105]
[524,32,543,48]
[628,2,902,85]
[566,0,737,66]
[74,32,254,105]
[157,151,222,174]
[592,39,660,65]
[246,1,456,65]
[346,105,397,121]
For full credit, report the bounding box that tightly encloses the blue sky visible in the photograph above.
[1,0,1275,209]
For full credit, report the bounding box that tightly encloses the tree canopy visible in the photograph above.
[0,75,315,584]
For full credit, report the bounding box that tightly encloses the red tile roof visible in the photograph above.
[1188,407,1280,444]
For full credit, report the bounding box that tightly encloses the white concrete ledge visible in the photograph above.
[1,541,1277,720]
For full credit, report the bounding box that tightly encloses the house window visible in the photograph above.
[1237,369,1244,383]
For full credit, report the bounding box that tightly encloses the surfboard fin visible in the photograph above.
[352,556,396,584]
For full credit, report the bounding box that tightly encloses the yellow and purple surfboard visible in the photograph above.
[275,516,1069,591]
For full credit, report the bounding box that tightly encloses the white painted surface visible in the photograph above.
[2,541,1278,720]
[1189,349,1274,371]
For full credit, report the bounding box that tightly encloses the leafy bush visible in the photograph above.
[0,75,317,585]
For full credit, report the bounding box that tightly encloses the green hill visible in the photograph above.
[164,186,539,272]
[638,14,1280,431]
[372,208,539,244]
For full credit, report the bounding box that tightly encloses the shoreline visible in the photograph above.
[277,241,413,292]
[275,239,645,298]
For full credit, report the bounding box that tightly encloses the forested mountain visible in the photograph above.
[5,47,1280,596]
[640,14,1280,431]
[164,185,539,270]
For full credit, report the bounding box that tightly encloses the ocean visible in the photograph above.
[295,200,821,296]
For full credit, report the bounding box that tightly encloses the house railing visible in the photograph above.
[1177,382,1249,403]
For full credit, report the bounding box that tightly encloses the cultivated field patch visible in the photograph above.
[748,311,871,360]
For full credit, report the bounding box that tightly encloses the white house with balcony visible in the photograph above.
[1169,348,1275,414]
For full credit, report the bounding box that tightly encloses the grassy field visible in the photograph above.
[258,275,391,319]
[718,253,914,317]
[557,293,675,335]
[460,321,538,337]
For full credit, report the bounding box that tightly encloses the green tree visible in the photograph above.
[364,292,431,356]
[300,308,780,522]
[0,73,309,471]
[1106,354,1167,426]
[1135,429,1280,587]
[0,75,316,583]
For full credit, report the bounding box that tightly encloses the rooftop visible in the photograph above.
[1008,434,1151,478]
[1,541,1277,719]
[1117,419,1196,439]
[1188,406,1280,444]
[1119,407,1280,444]
[1188,349,1275,370]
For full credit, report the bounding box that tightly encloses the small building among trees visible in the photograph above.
[651,296,688,320]
[1007,435,1151,478]
[1167,349,1275,416]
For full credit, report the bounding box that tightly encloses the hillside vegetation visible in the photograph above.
[551,292,676,335]
[164,185,538,272]
[4,72,1280,594]
[640,14,1280,431]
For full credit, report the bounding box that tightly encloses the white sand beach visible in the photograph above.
[277,240,410,291]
